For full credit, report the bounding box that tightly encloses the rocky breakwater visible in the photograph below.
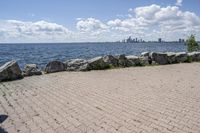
[45,61,65,73]
[1,51,200,82]
[141,52,191,65]
[23,64,42,76]
[0,61,23,82]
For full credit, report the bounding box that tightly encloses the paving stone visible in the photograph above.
[1,63,200,133]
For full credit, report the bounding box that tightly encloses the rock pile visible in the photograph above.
[1,51,200,82]
[23,64,42,76]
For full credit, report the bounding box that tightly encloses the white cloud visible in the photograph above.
[1,2,200,42]
[75,18,112,42]
[0,20,73,42]
[107,18,147,32]
[176,0,183,6]
[76,18,109,34]
[135,4,161,19]
[107,4,200,41]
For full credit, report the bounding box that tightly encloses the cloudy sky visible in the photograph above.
[0,0,200,43]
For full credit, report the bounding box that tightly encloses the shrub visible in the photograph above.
[186,34,199,52]
[186,56,193,63]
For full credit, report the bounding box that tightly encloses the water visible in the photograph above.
[0,42,186,68]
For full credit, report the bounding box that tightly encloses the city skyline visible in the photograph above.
[120,36,189,43]
[120,36,188,43]
[0,0,200,43]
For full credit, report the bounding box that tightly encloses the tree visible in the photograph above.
[186,34,199,52]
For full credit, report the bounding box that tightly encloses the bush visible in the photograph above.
[186,56,193,63]
[186,34,199,52]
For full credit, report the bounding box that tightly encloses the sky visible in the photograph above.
[0,0,200,43]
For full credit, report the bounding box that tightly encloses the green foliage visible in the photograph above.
[186,56,193,63]
[186,34,199,52]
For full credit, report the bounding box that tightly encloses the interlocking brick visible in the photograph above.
[1,63,200,132]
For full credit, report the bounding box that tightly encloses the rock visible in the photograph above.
[141,52,152,65]
[65,59,89,71]
[103,55,119,67]
[166,52,176,64]
[138,56,150,66]
[126,55,140,66]
[150,52,168,65]
[187,52,200,62]
[45,61,65,73]
[0,61,23,81]
[175,52,188,63]
[141,52,150,57]
[115,54,128,67]
[23,64,42,76]
[87,57,110,70]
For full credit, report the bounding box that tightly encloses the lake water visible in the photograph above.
[0,42,186,68]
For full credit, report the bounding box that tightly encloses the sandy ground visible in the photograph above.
[1,63,200,133]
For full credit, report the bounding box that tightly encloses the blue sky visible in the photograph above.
[0,0,200,42]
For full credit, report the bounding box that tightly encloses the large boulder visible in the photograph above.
[126,55,140,66]
[0,61,23,82]
[87,57,110,70]
[140,52,152,65]
[175,52,188,63]
[115,54,129,67]
[187,52,200,62]
[138,56,150,66]
[103,55,119,67]
[23,64,42,76]
[65,59,89,71]
[150,52,168,65]
[166,52,176,64]
[141,52,151,57]
[45,61,65,73]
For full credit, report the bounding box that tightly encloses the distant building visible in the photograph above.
[121,36,146,43]
[126,36,132,43]
[179,38,185,43]
[158,38,162,43]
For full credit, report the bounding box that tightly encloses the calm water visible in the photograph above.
[0,42,186,68]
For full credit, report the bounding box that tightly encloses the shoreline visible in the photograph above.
[0,52,200,82]
[1,51,200,82]
[0,42,188,44]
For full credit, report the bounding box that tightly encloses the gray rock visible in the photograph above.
[126,55,140,66]
[0,61,23,82]
[115,54,128,67]
[166,52,176,64]
[103,55,119,67]
[150,52,168,65]
[175,52,188,63]
[23,64,42,76]
[187,52,200,62]
[87,57,110,70]
[65,59,89,71]
[141,52,151,57]
[45,61,65,73]
[138,56,150,66]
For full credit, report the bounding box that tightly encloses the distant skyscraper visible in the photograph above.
[158,38,162,43]
[179,38,185,43]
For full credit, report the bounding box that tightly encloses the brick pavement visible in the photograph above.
[1,63,200,133]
